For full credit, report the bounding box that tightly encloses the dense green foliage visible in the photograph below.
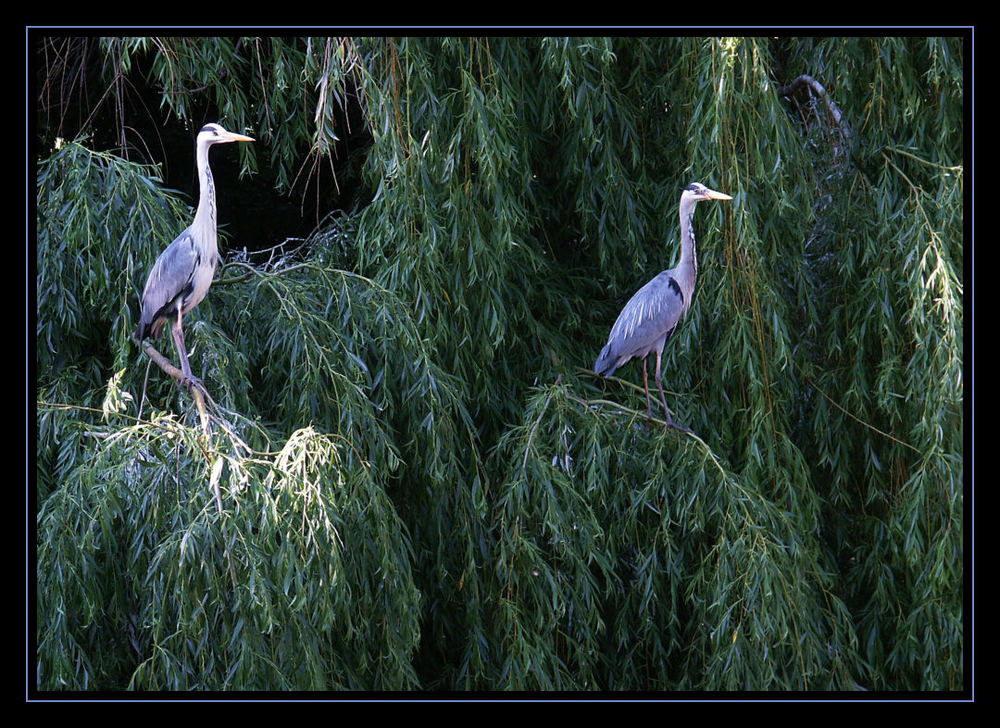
[34,36,964,691]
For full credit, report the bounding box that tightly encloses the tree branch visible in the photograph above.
[777,75,845,129]
[778,74,852,159]
[139,339,212,437]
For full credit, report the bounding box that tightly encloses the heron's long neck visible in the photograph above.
[192,142,218,244]
[675,198,698,309]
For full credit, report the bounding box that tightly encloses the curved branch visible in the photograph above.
[778,74,852,159]
[139,339,212,436]
[777,75,846,129]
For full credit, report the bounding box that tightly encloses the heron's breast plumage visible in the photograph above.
[182,239,218,315]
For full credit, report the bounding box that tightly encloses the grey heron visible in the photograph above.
[593,182,732,431]
[134,123,254,393]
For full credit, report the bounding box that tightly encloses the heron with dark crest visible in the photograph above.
[594,182,732,432]
[134,123,254,393]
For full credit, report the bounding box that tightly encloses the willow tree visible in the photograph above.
[34,35,964,692]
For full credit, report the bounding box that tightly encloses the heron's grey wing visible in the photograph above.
[137,228,198,339]
[594,271,685,376]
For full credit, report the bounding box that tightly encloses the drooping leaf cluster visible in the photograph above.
[776,37,965,691]
[34,36,965,692]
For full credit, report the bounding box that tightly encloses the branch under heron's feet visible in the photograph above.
[651,405,692,434]
[581,365,696,436]
[664,417,693,434]
[139,340,208,395]
[138,339,212,434]
[181,372,208,397]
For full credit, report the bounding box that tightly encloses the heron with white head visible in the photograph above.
[134,123,254,393]
[593,182,732,432]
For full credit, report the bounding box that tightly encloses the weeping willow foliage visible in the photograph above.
[34,36,965,692]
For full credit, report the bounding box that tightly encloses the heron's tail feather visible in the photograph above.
[134,314,162,344]
[593,344,619,378]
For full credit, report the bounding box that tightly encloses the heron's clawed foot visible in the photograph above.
[661,409,692,434]
[179,373,208,397]
[642,411,692,435]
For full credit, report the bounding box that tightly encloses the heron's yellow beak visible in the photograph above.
[228,133,255,143]
[705,189,732,201]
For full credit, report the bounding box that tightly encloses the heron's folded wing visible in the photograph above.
[138,229,198,336]
[607,272,683,350]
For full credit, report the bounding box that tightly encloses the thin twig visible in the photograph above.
[883,146,962,173]
[565,391,687,436]
[216,259,313,287]
[522,374,562,471]
[801,372,920,455]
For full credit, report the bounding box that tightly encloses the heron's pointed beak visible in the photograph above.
[224,132,255,143]
[705,188,732,201]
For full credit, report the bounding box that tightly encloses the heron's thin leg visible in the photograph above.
[654,350,690,433]
[170,305,205,394]
[653,350,671,423]
[170,312,190,378]
[642,358,653,420]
